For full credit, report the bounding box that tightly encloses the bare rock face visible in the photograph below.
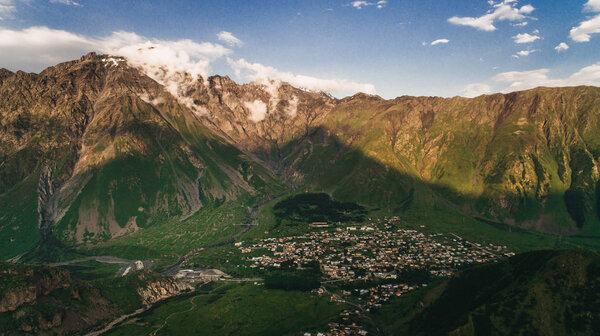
[0,264,70,312]
[136,272,194,305]
[0,286,37,313]
[0,263,196,335]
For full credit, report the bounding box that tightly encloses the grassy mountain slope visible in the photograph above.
[0,262,192,335]
[2,53,600,261]
[375,249,600,335]
[261,88,600,239]
[0,54,285,260]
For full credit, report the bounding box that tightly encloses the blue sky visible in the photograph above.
[0,0,599,98]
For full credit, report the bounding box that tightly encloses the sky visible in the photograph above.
[0,0,599,98]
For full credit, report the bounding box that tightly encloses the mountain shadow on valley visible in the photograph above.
[259,125,600,247]
[398,249,600,336]
[273,193,367,227]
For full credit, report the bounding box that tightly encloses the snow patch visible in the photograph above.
[101,56,124,67]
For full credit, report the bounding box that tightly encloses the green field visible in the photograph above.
[106,282,347,336]
[82,201,254,268]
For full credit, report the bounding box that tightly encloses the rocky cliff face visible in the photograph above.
[0,265,70,312]
[136,272,194,305]
[0,263,193,335]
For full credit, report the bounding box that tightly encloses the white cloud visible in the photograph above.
[570,0,600,42]
[0,0,16,20]
[244,100,268,122]
[584,0,600,12]
[217,31,243,47]
[376,0,387,9]
[0,26,230,75]
[513,21,528,27]
[461,83,491,97]
[227,57,376,97]
[448,0,534,31]
[493,63,600,92]
[512,32,540,43]
[351,1,370,9]
[0,26,95,69]
[463,62,600,96]
[0,25,374,101]
[350,0,386,9]
[513,49,536,58]
[570,14,600,42]
[554,42,569,52]
[430,39,450,45]
[0,26,232,115]
[49,0,82,6]
[101,32,231,115]
[101,32,230,79]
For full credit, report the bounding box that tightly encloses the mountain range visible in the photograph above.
[2,52,600,260]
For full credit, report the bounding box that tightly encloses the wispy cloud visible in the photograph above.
[462,62,600,96]
[244,100,268,122]
[512,49,537,58]
[351,1,370,9]
[0,26,233,115]
[512,32,540,43]
[0,0,16,20]
[227,57,376,96]
[0,26,95,69]
[496,63,600,92]
[217,31,243,47]
[461,83,491,97]
[494,65,600,91]
[350,0,387,10]
[570,1,600,42]
[49,0,82,6]
[376,0,387,9]
[430,38,450,45]
[448,0,534,31]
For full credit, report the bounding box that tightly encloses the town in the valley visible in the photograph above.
[177,216,513,336]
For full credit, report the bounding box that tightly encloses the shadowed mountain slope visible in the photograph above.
[388,249,600,336]
[216,87,600,236]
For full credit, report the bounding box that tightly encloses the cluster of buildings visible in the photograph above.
[303,322,368,336]
[237,217,512,335]
[240,222,509,283]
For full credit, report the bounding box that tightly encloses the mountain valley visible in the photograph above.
[1,53,600,335]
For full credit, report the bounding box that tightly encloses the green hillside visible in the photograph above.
[374,249,600,335]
